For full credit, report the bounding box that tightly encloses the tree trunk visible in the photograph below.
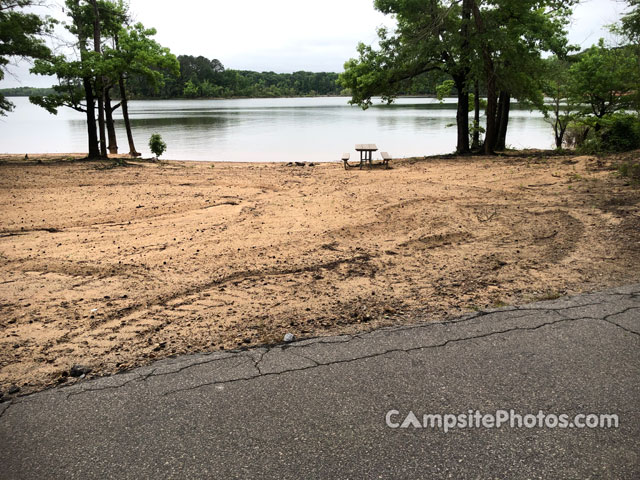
[90,0,107,158]
[470,0,497,155]
[495,90,510,151]
[472,80,480,150]
[554,121,567,149]
[70,0,99,159]
[454,75,470,154]
[483,77,497,154]
[96,87,107,156]
[83,77,100,159]
[119,75,140,156]
[105,87,118,154]
[97,96,107,156]
[454,0,472,155]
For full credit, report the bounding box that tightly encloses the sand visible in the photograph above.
[1,152,639,395]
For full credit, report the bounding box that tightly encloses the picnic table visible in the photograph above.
[355,144,377,169]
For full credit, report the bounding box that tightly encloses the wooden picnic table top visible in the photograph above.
[355,144,378,151]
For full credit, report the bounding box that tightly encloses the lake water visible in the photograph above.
[1,96,554,162]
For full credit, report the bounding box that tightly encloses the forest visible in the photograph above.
[128,57,344,98]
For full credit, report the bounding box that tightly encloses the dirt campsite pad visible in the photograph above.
[1,152,639,395]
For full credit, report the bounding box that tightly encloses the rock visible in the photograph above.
[70,364,92,377]
[7,385,20,395]
[284,333,296,343]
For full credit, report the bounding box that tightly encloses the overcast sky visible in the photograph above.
[1,0,631,88]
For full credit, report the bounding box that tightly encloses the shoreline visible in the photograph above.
[0,148,573,165]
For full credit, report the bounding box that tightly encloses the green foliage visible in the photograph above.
[541,56,579,148]
[29,2,179,124]
[341,0,577,106]
[127,57,346,99]
[469,121,485,144]
[107,22,180,93]
[436,80,455,102]
[0,86,55,97]
[339,0,577,153]
[0,0,54,115]
[182,79,199,98]
[620,0,640,43]
[568,40,636,119]
[599,114,640,152]
[575,114,640,154]
[148,133,167,158]
[339,1,466,110]
[553,35,640,153]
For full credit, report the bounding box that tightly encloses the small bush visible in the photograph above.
[149,133,167,159]
[599,114,640,153]
[573,114,640,154]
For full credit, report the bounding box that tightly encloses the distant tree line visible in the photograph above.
[125,55,451,99]
[0,86,56,97]
[127,56,342,98]
[1,56,453,102]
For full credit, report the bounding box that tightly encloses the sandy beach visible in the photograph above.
[1,152,639,395]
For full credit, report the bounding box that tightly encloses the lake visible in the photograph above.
[1,96,554,162]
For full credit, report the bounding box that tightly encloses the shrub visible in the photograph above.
[599,114,640,153]
[572,114,640,154]
[149,133,167,159]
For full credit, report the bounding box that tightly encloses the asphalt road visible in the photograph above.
[1,285,639,479]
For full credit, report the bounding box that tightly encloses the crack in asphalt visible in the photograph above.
[66,369,155,399]
[591,306,640,337]
[0,402,10,420]
[252,349,268,375]
[366,306,569,338]
[602,318,640,337]
[160,316,598,397]
[65,356,254,399]
[6,290,636,406]
[156,300,639,397]
[61,300,640,401]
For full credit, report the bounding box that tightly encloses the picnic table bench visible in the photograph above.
[380,151,391,169]
[341,145,392,169]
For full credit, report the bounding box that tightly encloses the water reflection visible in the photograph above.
[2,96,554,161]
